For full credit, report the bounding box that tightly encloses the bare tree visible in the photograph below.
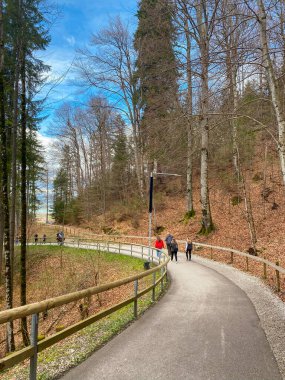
[77,17,145,198]
[175,1,196,216]
[245,0,285,186]
[186,0,218,233]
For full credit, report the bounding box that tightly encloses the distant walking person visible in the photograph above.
[185,238,192,261]
[34,233,38,244]
[57,231,65,246]
[56,232,62,244]
[42,234,47,244]
[154,236,165,258]
[170,238,178,262]
[165,232,173,256]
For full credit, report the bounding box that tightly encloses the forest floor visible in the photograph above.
[0,246,158,379]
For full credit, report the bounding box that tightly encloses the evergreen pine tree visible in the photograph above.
[134,0,178,161]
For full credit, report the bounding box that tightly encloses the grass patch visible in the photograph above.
[1,245,168,379]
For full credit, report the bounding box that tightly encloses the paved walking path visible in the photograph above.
[62,256,282,380]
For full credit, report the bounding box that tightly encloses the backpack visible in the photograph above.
[187,242,192,250]
[171,242,178,252]
[166,235,173,245]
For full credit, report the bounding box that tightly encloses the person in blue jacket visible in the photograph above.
[165,232,173,256]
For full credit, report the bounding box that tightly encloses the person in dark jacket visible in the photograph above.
[185,238,192,261]
[165,232,173,256]
[170,238,178,262]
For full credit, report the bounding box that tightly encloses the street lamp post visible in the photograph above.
[148,171,182,261]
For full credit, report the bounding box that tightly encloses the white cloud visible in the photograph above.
[37,132,57,150]
[65,36,76,46]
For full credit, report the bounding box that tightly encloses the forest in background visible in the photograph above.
[51,0,285,244]
[1,0,285,353]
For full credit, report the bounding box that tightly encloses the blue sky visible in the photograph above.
[39,0,138,137]
[37,1,138,214]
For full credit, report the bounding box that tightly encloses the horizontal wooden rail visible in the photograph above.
[0,247,167,324]
[0,242,169,376]
[32,235,285,276]
[0,274,165,372]
[192,242,285,275]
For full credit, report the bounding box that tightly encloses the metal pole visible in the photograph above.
[148,172,153,261]
[134,279,138,318]
[29,314,39,380]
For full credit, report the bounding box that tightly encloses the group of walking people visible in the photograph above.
[34,233,47,244]
[154,233,192,262]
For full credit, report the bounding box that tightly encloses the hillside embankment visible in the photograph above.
[47,160,285,299]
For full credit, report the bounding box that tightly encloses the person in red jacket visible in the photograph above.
[154,236,165,258]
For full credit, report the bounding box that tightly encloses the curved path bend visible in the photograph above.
[62,255,282,380]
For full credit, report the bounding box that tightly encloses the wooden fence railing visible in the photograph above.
[0,242,169,379]
[192,242,285,292]
[5,236,284,379]
[39,237,284,292]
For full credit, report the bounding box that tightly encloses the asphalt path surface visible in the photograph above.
[62,251,281,380]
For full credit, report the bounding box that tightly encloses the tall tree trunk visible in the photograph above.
[0,189,3,283]
[46,169,49,224]
[20,53,30,346]
[197,2,213,234]
[241,172,257,254]
[10,42,20,281]
[258,0,285,186]
[226,6,240,177]
[237,149,257,254]
[231,72,239,176]
[132,112,145,199]
[0,0,15,352]
[185,17,195,216]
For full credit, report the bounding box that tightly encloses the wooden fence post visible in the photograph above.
[263,262,267,279]
[276,261,280,292]
[152,272,156,302]
[210,247,213,260]
[246,256,249,271]
[230,251,233,264]
[161,268,164,292]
